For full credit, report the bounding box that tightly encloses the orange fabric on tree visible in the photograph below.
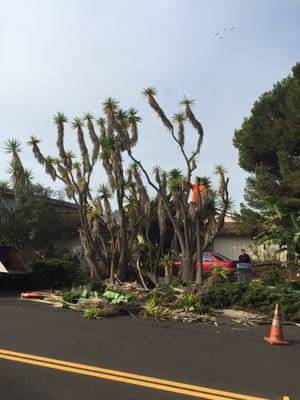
[191,184,205,203]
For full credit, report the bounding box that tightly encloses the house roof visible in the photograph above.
[0,188,108,236]
[0,189,77,209]
[219,222,240,236]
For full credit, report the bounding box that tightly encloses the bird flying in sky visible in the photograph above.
[214,27,235,38]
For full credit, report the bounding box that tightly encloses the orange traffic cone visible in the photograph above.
[264,304,290,345]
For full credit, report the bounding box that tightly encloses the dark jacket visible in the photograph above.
[239,253,251,264]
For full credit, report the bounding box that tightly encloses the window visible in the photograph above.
[213,252,230,260]
[203,254,213,262]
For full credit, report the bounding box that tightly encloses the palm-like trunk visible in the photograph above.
[195,219,203,284]
[164,265,171,285]
[117,205,128,280]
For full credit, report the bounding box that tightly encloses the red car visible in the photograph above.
[174,252,237,272]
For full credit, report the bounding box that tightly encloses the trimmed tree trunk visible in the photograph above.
[164,266,171,285]
[79,231,102,281]
[181,252,193,282]
[116,206,128,281]
[195,220,203,284]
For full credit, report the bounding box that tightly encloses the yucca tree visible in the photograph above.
[127,163,156,283]
[54,112,69,167]
[5,139,26,192]
[83,112,100,167]
[124,179,148,287]
[152,166,169,279]
[158,254,173,285]
[5,139,34,205]
[1,140,60,249]
[172,112,186,146]
[100,102,128,280]
[103,97,119,136]
[28,112,106,280]
[26,90,230,285]
[98,183,116,280]
[98,99,142,280]
[127,88,230,283]
[5,138,22,160]
[127,107,141,147]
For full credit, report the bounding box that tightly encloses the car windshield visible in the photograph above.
[213,252,230,260]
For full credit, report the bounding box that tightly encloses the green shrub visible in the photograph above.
[196,304,212,315]
[205,265,231,287]
[0,273,31,290]
[83,306,102,320]
[201,281,300,321]
[201,282,247,308]
[144,293,162,306]
[0,257,83,290]
[62,291,81,303]
[145,287,176,304]
[90,281,106,293]
[142,299,166,320]
[176,293,200,312]
[31,257,83,289]
[239,285,274,308]
[175,293,212,315]
[258,265,285,286]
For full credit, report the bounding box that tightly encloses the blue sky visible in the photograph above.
[0,0,299,208]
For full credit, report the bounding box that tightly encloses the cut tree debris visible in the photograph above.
[19,290,300,327]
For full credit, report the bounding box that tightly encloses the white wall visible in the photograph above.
[213,236,253,260]
[213,235,286,262]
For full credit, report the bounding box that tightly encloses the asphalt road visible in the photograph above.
[0,292,299,400]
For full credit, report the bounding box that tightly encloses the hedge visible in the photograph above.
[0,257,84,290]
[201,282,300,322]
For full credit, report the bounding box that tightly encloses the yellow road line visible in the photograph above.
[0,349,267,400]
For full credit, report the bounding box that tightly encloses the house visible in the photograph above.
[211,215,253,260]
[0,189,81,271]
[213,215,285,262]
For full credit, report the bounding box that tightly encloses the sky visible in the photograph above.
[0,0,299,209]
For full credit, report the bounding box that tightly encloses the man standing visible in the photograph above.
[239,249,251,264]
[237,249,252,283]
